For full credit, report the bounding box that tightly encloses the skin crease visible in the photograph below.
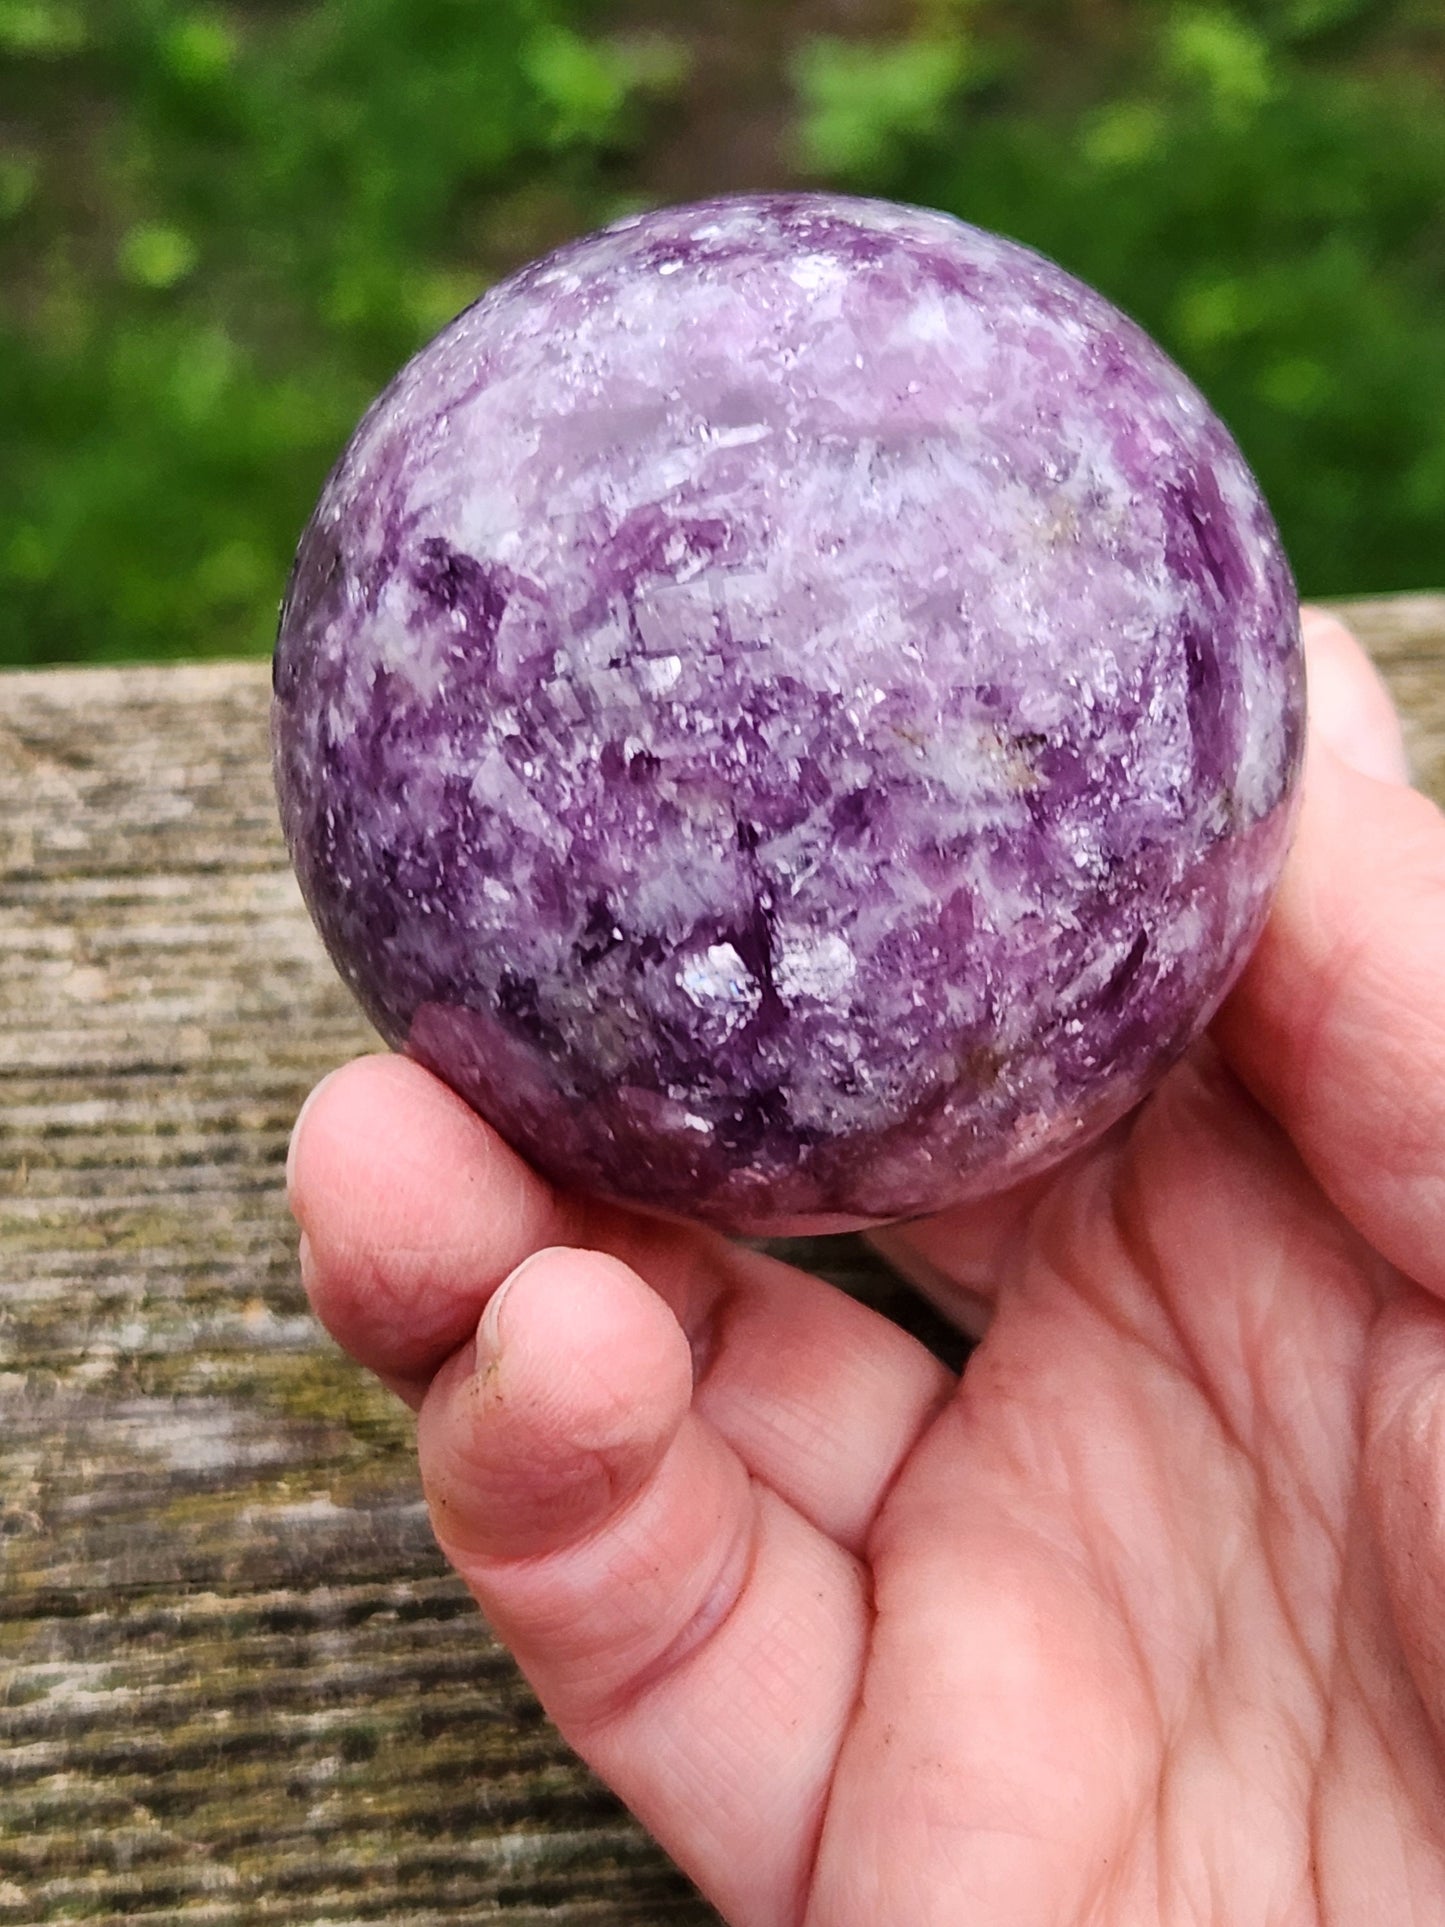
[287,608,1445,1927]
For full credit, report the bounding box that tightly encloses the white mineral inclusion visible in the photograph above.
[679,943,764,1036]
[776,932,858,1006]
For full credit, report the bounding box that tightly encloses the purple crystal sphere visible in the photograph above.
[273,194,1303,1235]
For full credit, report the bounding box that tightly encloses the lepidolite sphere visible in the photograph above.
[273,194,1303,1235]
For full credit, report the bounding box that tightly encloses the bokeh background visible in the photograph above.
[1,0,1441,669]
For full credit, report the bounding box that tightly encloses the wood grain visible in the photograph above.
[2,593,1441,1924]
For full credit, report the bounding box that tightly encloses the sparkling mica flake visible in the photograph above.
[273,193,1304,1235]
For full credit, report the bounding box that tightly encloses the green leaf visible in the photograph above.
[0,153,39,220]
[406,269,485,339]
[1164,8,1276,122]
[1257,355,1334,414]
[0,0,84,57]
[3,523,56,584]
[1080,102,1167,172]
[794,34,972,182]
[119,225,199,291]
[194,539,269,606]
[1281,0,1372,41]
[525,27,633,146]
[161,12,240,85]
[1174,274,1260,351]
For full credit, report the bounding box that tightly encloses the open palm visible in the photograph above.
[288,615,1445,1925]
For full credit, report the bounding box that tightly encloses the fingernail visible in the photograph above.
[1302,614,1412,786]
[285,1068,342,1206]
[477,1251,546,1361]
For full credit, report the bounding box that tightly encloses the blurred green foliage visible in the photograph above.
[0,0,1441,665]
[0,0,664,664]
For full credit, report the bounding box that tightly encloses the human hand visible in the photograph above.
[287,610,1445,1925]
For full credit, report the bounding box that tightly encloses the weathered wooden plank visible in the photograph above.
[0,659,721,1923]
[1,592,1441,1924]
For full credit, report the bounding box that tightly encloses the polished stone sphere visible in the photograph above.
[273,194,1304,1234]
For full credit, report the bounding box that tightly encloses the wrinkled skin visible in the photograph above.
[289,611,1445,1925]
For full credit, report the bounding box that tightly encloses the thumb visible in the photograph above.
[417,1246,868,1927]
